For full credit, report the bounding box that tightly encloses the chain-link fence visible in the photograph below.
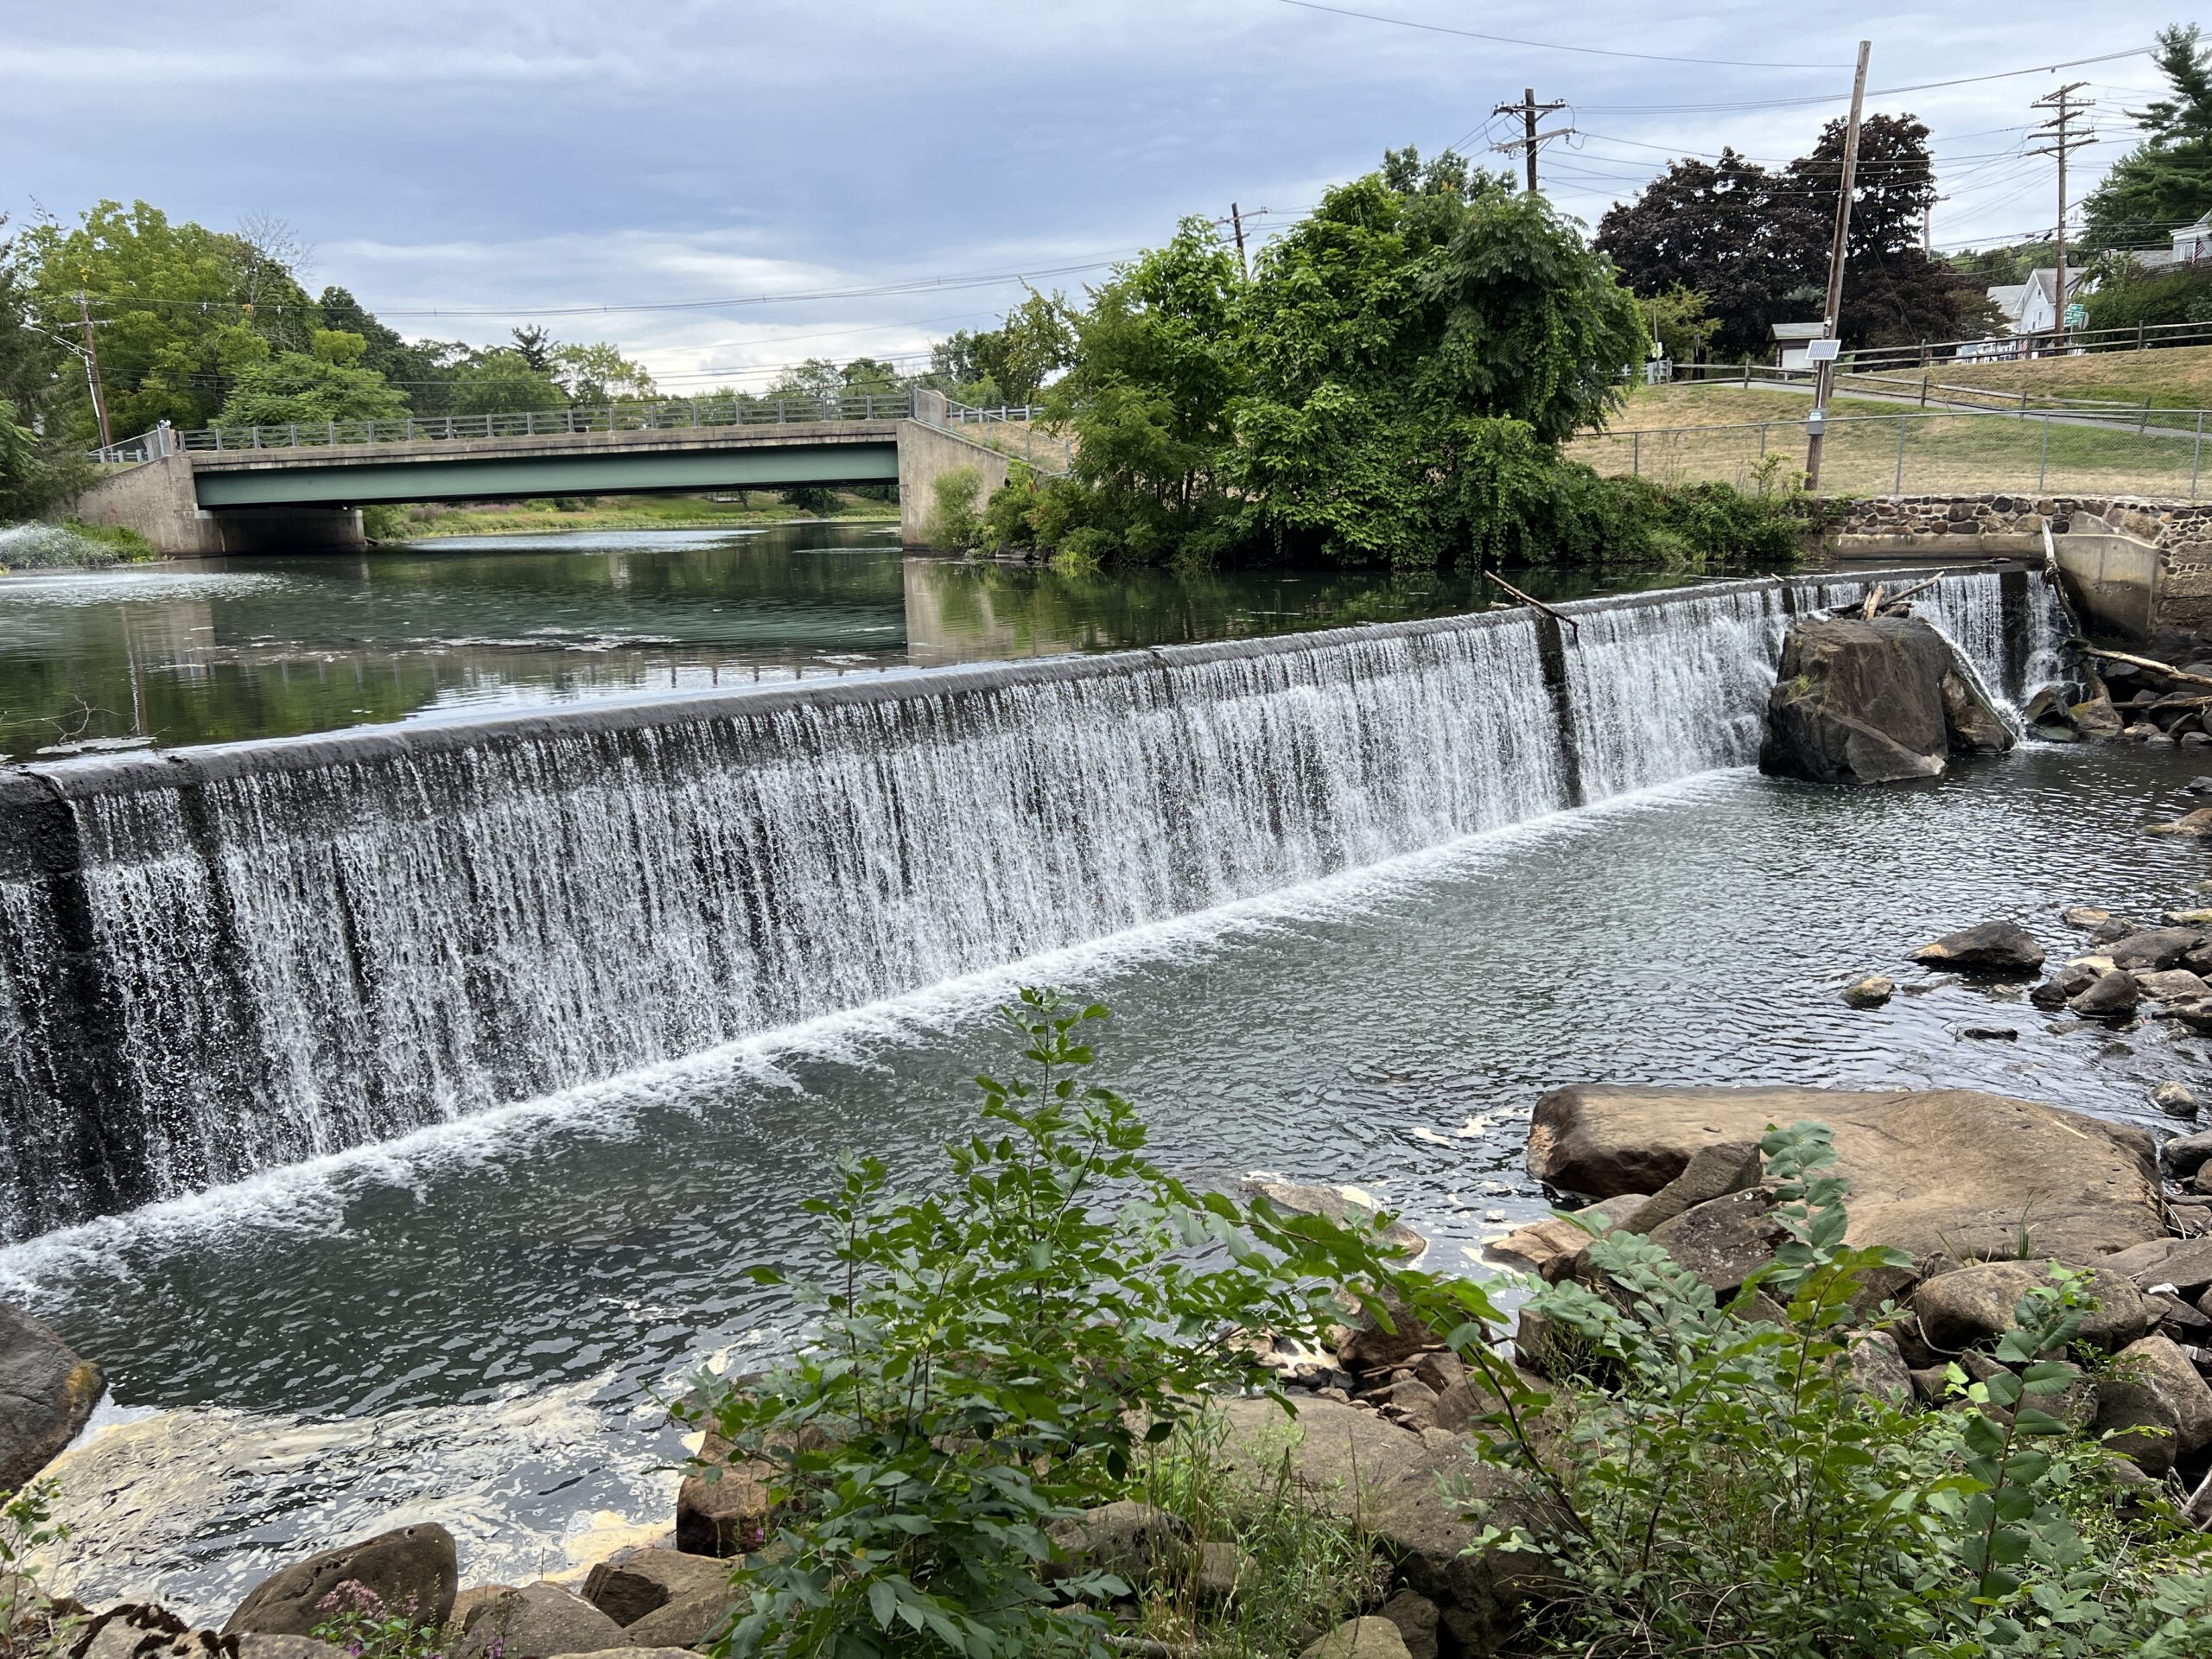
[1567,410,2212,502]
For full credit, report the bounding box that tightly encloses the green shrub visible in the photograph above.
[924,466,984,551]
[679,989,1457,1659]
[781,485,841,517]
[1469,1122,2212,1657]
[359,505,410,542]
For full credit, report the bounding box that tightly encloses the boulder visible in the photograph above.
[1527,1086,2162,1265]
[1942,669,2015,756]
[1485,1216,1598,1284]
[619,1591,740,1651]
[2107,928,2205,971]
[454,1586,518,1631]
[1245,1182,1427,1257]
[2126,1236,2212,1298]
[1363,1441,1555,1659]
[2135,970,2211,1002]
[1376,1589,1441,1659]
[1300,1618,1412,1659]
[1338,1286,1443,1376]
[2148,808,2212,838]
[2164,1129,2212,1178]
[543,1651,696,1659]
[454,1586,626,1659]
[1613,1141,1763,1236]
[1846,1331,1914,1407]
[1841,975,1895,1008]
[0,1304,105,1492]
[2155,1081,2201,1119]
[233,1640,348,1659]
[581,1552,729,1628]
[2063,906,2114,931]
[2069,971,2139,1019]
[675,1428,776,1558]
[1192,1541,1247,1602]
[73,1605,188,1659]
[224,1525,459,1636]
[2071,692,2125,737]
[1209,1396,1433,1522]
[2024,685,2078,737]
[2093,1376,2181,1476]
[1760,617,1964,785]
[1646,1191,1785,1299]
[1044,1501,1188,1586]
[1910,922,2044,975]
[2115,1334,2212,1458]
[1914,1262,2150,1354]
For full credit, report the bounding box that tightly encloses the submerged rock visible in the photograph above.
[2068,971,2139,1020]
[1910,921,2044,975]
[1841,974,1894,1007]
[1526,1084,2162,1264]
[2154,1081,2202,1119]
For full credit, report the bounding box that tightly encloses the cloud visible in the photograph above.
[0,0,2181,382]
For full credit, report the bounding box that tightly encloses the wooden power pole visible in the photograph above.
[1805,40,1872,490]
[1218,203,1272,279]
[1491,88,1571,193]
[2031,83,2096,346]
[76,287,113,454]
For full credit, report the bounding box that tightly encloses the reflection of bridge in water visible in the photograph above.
[75,391,1057,555]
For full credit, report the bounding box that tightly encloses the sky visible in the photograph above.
[0,1,2192,389]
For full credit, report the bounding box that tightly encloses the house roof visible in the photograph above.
[1770,321,1827,340]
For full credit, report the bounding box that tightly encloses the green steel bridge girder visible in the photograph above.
[191,441,901,507]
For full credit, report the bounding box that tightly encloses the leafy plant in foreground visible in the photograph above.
[1465,1122,2212,1658]
[680,989,1466,1658]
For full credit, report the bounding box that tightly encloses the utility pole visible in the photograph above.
[2031,83,2096,347]
[1215,204,1272,279]
[1491,88,1571,193]
[1805,39,1872,491]
[76,285,113,453]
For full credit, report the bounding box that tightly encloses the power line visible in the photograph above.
[1573,46,2153,113]
[1271,0,1847,69]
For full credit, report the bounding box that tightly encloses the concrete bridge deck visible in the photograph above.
[73,392,1029,554]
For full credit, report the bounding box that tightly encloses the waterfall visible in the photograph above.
[0,568,2065,1241]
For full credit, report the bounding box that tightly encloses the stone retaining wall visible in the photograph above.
[1834,494,2212,640]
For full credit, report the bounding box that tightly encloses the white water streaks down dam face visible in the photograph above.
[0,568,2061,1241]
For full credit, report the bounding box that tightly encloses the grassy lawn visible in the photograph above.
[1566,382,2207,500]
[1843,341,2212,423]
[385,490,899,538]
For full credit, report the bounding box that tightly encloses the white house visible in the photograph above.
[2130,212,2212,270]
[1770,321,1826,371]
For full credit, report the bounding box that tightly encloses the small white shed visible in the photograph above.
[1770,321,1826,372]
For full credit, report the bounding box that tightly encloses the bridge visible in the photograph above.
[73,390,1059,554]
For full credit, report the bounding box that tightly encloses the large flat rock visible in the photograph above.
[1527,1085,2161,1266]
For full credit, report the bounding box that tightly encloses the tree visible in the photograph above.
[1597,149,1816,358]
[1227,172,1644,565]
[838,356,904,396]
[1641,284,1719,363]
[552,341,655,404]
[2085,25,2212,251]
[1599,116,1994,354]
[928,292,1077,405]
[509,324,555,372]
[446,349,565,416]
[1045,218,1246,557]
[316,285,459,413]
[21,200,312,442]
[214,333,409,429]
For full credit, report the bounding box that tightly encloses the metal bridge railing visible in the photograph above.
[94,391,1060,467]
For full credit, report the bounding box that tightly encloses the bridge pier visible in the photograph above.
[897,420,1014,548]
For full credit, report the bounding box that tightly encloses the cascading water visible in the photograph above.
[0,568,2069,1242]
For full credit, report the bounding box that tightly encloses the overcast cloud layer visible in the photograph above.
[0,1,2188,383]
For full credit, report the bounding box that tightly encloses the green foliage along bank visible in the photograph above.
[963,149,1804,575]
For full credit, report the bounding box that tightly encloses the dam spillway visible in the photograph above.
[0,567,2061,1241]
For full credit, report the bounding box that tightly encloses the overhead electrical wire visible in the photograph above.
[1272,0,1848,69]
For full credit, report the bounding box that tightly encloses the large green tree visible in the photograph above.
[21,200,315,442]
[214,331,410,429]
[1230,170,1645,564]
[445,349,565,416]
[2084,25,2212,251]
[929,290,1077,405]
[316,285,461,413]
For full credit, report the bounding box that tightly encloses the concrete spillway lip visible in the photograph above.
[0,563,2027,803]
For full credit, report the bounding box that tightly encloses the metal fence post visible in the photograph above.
[2195,411,2205,502]
[1759,423,1768,457]
[2038,414,2052,491]
[1894,416,1907,497]
[1633,431,1640,474]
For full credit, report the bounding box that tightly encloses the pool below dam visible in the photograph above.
[4,561,2173,1618]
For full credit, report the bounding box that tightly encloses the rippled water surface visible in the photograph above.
[11,739,2212,1616]
[0,524,1702,760]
